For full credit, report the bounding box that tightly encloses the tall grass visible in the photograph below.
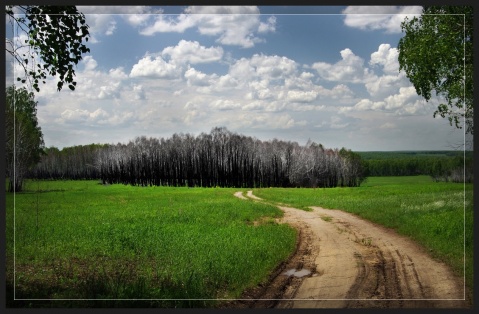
[6,180,296,307]
[253,176,473,295]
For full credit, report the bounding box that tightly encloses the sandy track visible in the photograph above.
[233,191,248,200]
[230,191,470,309]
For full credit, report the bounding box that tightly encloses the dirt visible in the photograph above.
[225,191,471,309]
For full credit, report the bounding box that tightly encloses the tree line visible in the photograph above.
[361,155,473,183]
[29,127,365,188]
[28,144,107,180]
[25,128,473,188]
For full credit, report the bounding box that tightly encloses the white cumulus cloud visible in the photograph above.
[162,40,224,64]
[312,48,376,83]
[184,67,218,87]
[59,107,129,125]
[210,99,242,111]
[342,6,422,33]
[286,90,318,103]
[370,44,400,74]
[130,56,182,79]
[140,6,275,48]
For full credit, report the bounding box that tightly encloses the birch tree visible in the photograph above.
[5,86,44,192]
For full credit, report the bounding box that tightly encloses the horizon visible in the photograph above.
[43,128,473,153]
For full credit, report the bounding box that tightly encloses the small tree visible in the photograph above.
[5,86,44,192]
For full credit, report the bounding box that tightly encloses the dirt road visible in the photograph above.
[228,191,470,309]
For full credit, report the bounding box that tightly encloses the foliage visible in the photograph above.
[5,85,44,192]
[6,181,295,307]
[398,6,473,134]
[6,5,90,92]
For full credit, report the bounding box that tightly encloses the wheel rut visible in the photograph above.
[225,191,470,309]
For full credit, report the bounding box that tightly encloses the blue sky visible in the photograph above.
[6,5,470,150]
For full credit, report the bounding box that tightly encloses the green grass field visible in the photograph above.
[253,175,473,296]
[6,181,296,307]
[6,176,473,307]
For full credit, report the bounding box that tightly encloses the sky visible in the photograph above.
[5,5,471,151]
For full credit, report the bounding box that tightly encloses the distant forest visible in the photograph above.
[28,128,473,186]
[359,151,473,182]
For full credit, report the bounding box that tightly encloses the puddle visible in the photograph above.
[283,268,311,278]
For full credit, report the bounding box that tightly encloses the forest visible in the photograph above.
[29,127,364,188]
[28,128,472,187]
[360,151,473,182]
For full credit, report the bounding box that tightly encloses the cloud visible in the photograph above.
[96,68,128,99]
[184,67,218,87]
[80,14,117,43]
[286,90,318,103]
[335,83,355,96]
[210,99,242,111]
[183,101,206,125]
[380,122,396,129]
[85,64,128,100]
[228,54,298,86]
[309,44,422,106]
[215,74,240,90]
[25,55,130,103]
[140,6,275,48]
[161,40,223,64]
[90,108,109,120]
[78,6,158,15]
[36,56,130,101]
[78,6,162,42]
[329,116,350,129]
[353,99,386,111]
[312,48,376,83]
[83,56,98,71]
[342,6,422,33]
[258,16,277,33]
[363,44,412,99]
[108,67,128,80]
[184,6,259,14]
[369,43,400,74]
[57,106,135,128]
[284,72,315,90]
[130,56,182,79]
[234,112,301,130]
[59,107,132,126]
[60,108,91,123]
[350,86,432,116]
[133,84,145,100]
[383,86,420,110]
[250,54,297,79]
[365,74,406,99]
[129,40,223,83]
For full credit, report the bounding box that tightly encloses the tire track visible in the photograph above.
[229,191,470,309]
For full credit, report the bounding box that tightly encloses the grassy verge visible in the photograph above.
[6,180,296,307]
[253,175,473,297]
